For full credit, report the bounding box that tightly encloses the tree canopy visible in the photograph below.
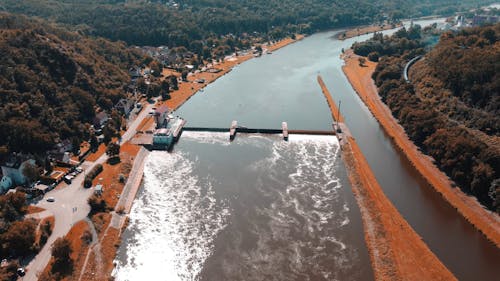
[1,0,496,48]
[365,23,500,212]
[0,13,144,155]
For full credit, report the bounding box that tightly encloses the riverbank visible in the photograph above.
[317,75,455,280]
[158,35,305,112]
[337,23,402,40]
[75,35,305,281]
[341,49,500,247]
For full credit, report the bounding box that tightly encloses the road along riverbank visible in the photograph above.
[318,75,456,281]
[341,49,500,247]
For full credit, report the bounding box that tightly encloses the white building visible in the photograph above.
[1,155,36,186]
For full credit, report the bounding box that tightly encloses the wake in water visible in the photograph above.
[113,150,229,281]
[202,135,359,281]
[114,134,367,281]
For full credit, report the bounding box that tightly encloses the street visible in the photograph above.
[23,100,157,280]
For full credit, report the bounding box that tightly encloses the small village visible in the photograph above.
[0,0,498,280]
[0,33,302,280]
[0,38,278,197]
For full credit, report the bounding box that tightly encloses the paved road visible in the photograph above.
[23,156,107,280]
[121,101,157,143]
[23,99,158,280]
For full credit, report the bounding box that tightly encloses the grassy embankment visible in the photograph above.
[318,75,456,281]
[341,49,500,247]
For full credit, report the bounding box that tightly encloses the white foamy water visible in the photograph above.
[114,134,367,281]
[113,151,229,281]
[239,136,355,280]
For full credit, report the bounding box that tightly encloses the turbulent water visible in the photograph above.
[114,133,371,281]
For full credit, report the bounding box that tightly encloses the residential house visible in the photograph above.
[129,66,142,79]
[115,98,135,116]
[472,15,500,26]
[51,139,73,154]
[154,106,170,128]
[0,154,36,186]
[50,152,71,164]
[0,176,13,193]
[93,112,109,128]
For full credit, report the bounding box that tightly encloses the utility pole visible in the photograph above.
[337,100,341,130]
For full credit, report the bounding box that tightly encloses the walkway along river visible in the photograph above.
[114,19,499,281]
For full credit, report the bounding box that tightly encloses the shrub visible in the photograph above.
[84,164,103,188]
[88,194,108,214]
[81,230,93,245]
[118,174,126,183]
[358,57,366,66]
[368,51,380,62]
[107,155,121,165]
[51,237,73,276]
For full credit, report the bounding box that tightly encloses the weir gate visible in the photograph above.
[132,120,337,151]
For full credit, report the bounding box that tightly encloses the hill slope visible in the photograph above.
[363,24,499,212]
[0,13,144,154]
[1,0,496,46]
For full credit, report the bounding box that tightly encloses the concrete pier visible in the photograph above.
[230,120,238,141]
[282,122,289,141]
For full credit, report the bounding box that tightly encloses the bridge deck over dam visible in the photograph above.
[131,122,336,149]
[182,126,336,136]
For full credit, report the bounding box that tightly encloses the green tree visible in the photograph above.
[160,80,170,100]
[358,57,366,66]
[181,70,189,81]
[90,135,99,151]
[106,143,120,156]
[51,237,73,275]
[45,157,53,175]
[22,162,38,185]
[71,137,80,155]
[2,219,37,257]
[169,75,178,90]
[150,61,163,77]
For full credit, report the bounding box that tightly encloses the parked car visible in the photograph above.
[46,197,55,202]
[17,267,25,276]
[63,175,72,184]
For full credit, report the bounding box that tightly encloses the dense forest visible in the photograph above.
[354,24,500,212]
[0,13,144,156]
[1,0,496,48]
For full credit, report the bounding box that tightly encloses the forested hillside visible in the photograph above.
[0,13,144,155]
[354,24,500,212]
[1,0,496,47]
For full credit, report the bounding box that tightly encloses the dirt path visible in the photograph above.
[78,218,104,281]
[341,50,500,247]
[317,75,456,281]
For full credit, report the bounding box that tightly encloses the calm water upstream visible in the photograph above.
[114,19,500,281]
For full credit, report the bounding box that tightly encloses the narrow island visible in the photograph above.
[318,75,455,281]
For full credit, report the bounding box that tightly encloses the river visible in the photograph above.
[114,19,500,281]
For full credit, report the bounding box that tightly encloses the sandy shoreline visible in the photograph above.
[337,23,402,40]
[318,75,455,281]
[341,49,500,247]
